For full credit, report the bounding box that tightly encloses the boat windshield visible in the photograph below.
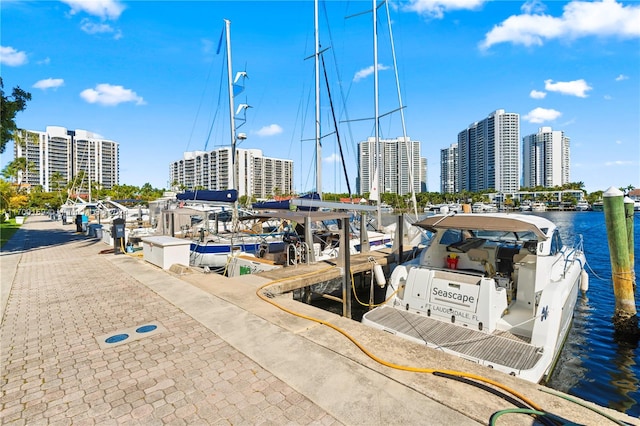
[440,228,539,245]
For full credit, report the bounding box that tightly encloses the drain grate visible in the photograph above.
[96,322,166,349]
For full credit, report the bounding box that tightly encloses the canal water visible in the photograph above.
[309,211,640,418]
[542,211,640,418]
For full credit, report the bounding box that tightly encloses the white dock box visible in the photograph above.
[141,236,191,269]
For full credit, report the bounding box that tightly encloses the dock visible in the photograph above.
[253,247,399,294]
[2,215,638,425]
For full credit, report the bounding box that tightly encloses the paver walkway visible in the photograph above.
[1,216,337,425]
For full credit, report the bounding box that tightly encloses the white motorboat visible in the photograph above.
[575,200,590,211]
[531,201,547,212]
[362,213,588,383]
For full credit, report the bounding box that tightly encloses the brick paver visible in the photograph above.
[1,216,338,424]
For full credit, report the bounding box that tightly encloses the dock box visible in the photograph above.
[141,236,191,270]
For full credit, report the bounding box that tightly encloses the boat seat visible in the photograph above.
[446,237,485,253]
[468,248,489,262]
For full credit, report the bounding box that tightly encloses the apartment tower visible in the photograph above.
[457,109,520,193]
[522,126,570,188]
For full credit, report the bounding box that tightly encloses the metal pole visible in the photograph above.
[314,0,322,198]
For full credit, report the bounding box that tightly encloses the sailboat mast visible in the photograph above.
[314,0,322,198]
[373,0,382,230]
[225,19,238,193]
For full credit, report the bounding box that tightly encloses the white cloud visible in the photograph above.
[81,19,121,39]
[480,0,640,50]
[255,124,283,137]
[544,79,592,97]
[604,94,613,100]
[403,0,486,19]
[615,74,629,81]
[604,160,634,166]
[0,46,28,66]
[37,57,51,65]
[33,78,64,90]
[80,84,145,106]
[353,64,391,82]
[529,89,546,99]
[61,0,125,20]
[523,107,562,123]
[521,0,546,15]
[323,153,341,164]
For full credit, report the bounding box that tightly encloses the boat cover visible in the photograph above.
[414,213,548,240]
[176,189,238,202]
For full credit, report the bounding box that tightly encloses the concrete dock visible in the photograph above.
[1,215,638,425]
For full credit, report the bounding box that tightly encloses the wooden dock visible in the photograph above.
[253,247,404,295]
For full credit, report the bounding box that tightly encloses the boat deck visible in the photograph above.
[363,305,543,371]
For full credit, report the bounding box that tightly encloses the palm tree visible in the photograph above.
[1,157,37,193]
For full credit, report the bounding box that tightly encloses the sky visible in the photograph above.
[1,0,639,195]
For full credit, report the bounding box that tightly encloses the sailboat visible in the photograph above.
[187,19,286,271]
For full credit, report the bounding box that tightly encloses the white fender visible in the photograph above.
[388,265,409,300]
[580,269,589,293]
[373,263,386,287]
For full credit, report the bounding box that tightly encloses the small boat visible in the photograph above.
[472,202,498,213]
[362,213,588,383]
[531,201,547,212]
[575,200,590,211]
[591,201,604,212]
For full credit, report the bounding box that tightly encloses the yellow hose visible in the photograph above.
[255,267,543,412]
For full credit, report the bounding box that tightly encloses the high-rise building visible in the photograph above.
[457,109,520,193]
[13,126,119,192]
[420,157,428,193]
[170,148,293,199]
[522,126,570,188]
[440,143,458,194]
[358,136,423,196]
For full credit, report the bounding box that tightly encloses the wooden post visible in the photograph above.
[603,187,638,335]
[624,196,635,272]
[360,212,370,253]
[341,216,352,319]
[396,214,403,264]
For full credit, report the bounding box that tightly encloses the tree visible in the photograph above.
[0,77,32,154]
[2,157,37,192]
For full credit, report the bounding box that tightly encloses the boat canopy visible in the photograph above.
[176,189,238,203]
[414,213,549,240]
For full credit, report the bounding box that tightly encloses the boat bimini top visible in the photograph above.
[414,213,551,241]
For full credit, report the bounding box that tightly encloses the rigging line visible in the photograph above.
[204,55,228,151]
[384,0,418,218]
[321,54,352,197]
[189,39,222,153]
[323,1,359,166]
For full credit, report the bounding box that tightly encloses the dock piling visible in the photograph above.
[603,187,638,336]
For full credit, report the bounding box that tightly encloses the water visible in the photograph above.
[542,211,640,418]
[309,211,640,418]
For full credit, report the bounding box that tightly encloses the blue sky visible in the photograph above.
[1,0,638,194]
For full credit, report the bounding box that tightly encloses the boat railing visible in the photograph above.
[562,234,585,276]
